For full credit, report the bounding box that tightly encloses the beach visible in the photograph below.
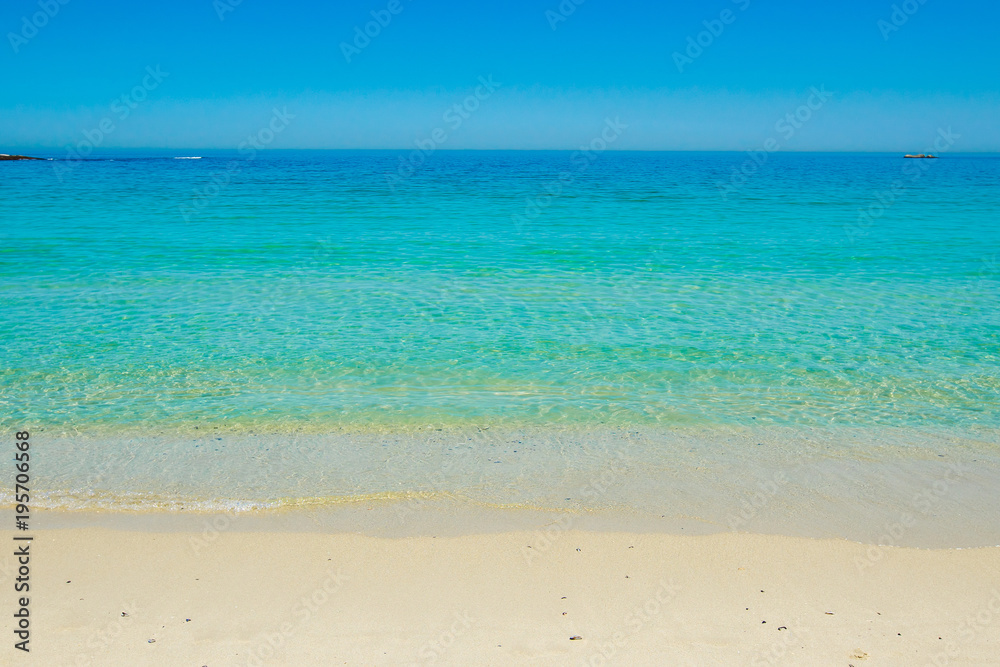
[9,516,1000,666]
[4,151,999,664]
[12,431,1000,665]
[6,0,999,661]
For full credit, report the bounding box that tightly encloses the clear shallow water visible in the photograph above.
[2,151,999,524]
[3,151,998,432]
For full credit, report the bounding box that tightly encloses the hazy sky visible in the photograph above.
[2,0,998,151]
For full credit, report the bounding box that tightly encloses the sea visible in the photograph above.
[3,150,998,544]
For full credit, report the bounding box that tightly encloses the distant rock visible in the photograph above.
[0,154,44,161]
[903,154,938,159]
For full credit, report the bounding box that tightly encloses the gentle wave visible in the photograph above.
[2,490,465,513]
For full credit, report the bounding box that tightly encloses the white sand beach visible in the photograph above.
[8,519,999,666]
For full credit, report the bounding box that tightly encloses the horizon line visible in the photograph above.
[7,148,1000,155]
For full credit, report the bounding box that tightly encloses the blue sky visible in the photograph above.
[2,0,998,150]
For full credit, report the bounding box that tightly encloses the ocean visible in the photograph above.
[3,150,999,542]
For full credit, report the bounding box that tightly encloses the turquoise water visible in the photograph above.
[4,151,998,433]
[3,151,1000,525]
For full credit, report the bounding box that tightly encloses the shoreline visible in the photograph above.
[6,524,999,665]
[15,449,1000,549]
[11,425,1000,548]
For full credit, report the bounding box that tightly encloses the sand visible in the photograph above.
[4,519,999,666]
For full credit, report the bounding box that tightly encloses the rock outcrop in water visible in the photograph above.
[0,154,44,160]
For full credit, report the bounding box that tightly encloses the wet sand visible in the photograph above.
[22,426,1000,548]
